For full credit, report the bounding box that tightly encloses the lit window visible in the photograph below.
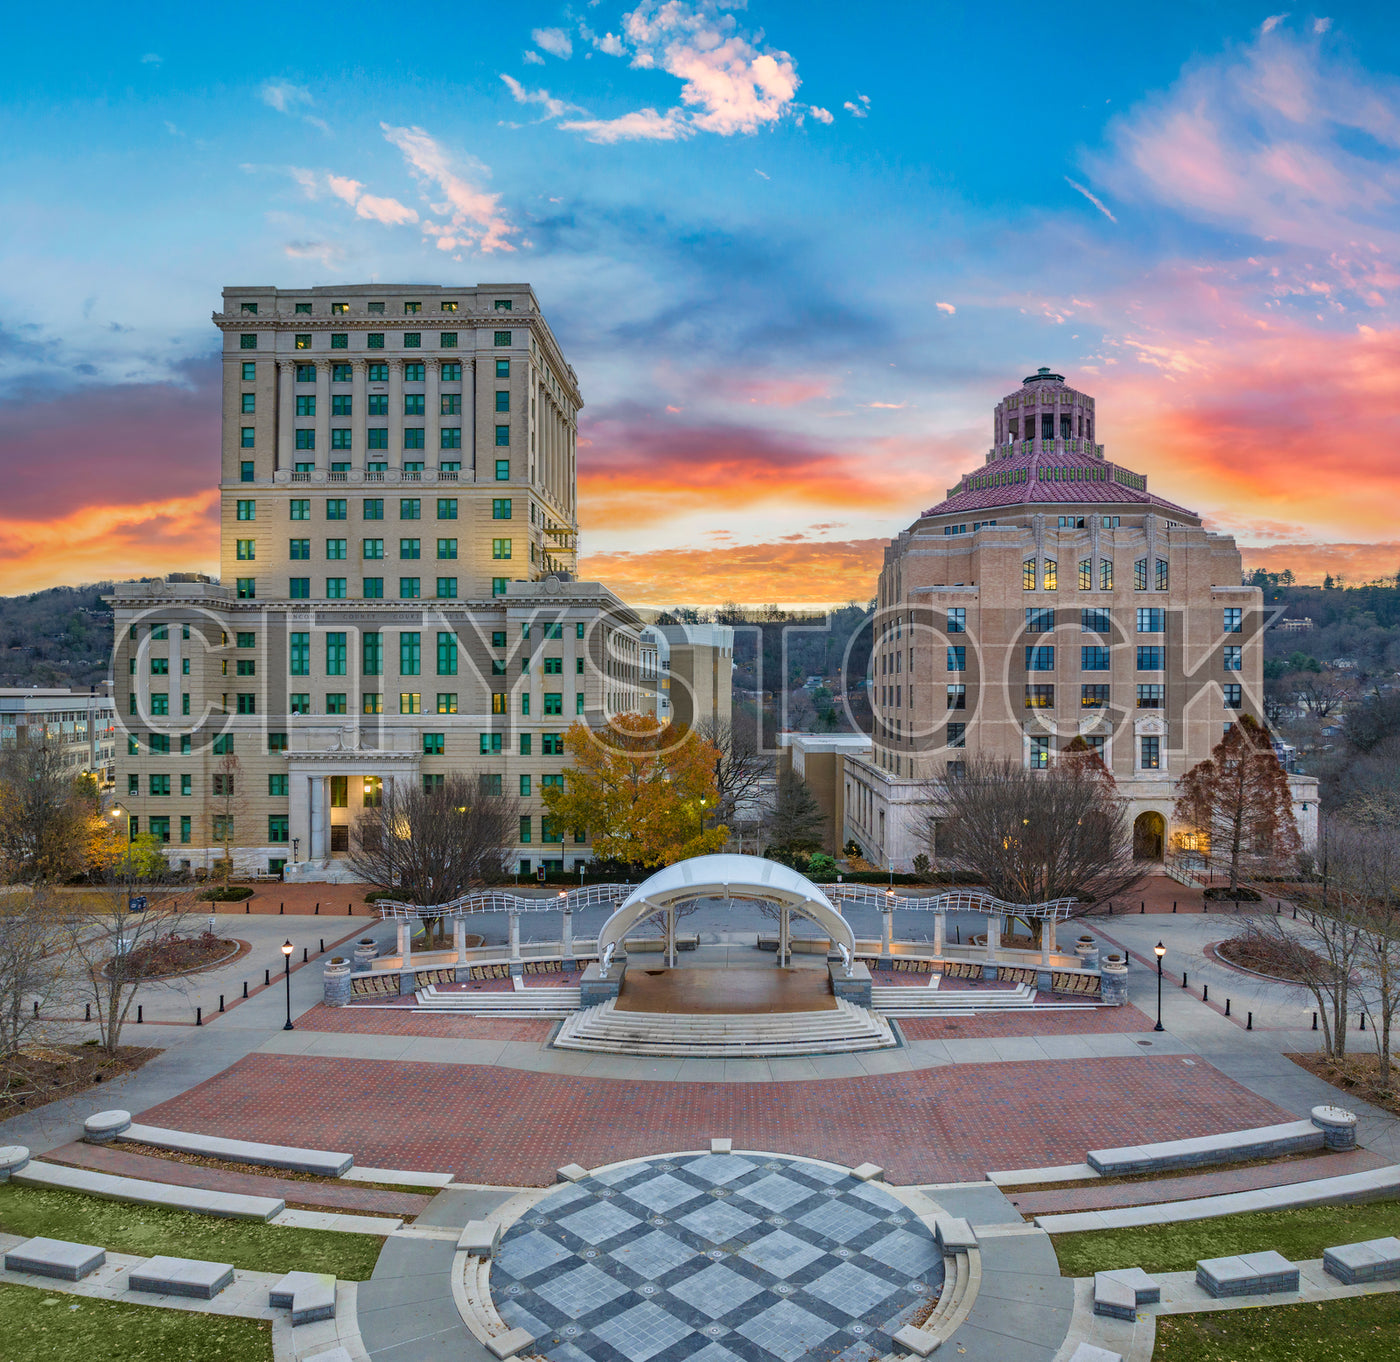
[1029,735,1050,768]
[1024,685,1054,709]
[1042,559,1058,591]
[1023,559,1037,591]
[1140,736,1161,769]
[1081,684,1109,708]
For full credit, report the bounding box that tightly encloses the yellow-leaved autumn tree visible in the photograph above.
[541,714,729,867]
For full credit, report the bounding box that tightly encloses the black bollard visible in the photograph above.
[280,902,284,915]
[319,938,324,953]
[137,1004,143,1023]
[1247,1011,1253,1030]
[1225,998,1231,1017]
[1293,905,1298,919]
[219,994,225,1012]
[265,968,270,986]
[196,1007,202,1026]
[243,980,248,998]
[315,902,319,915]
[1313,1011,1318,1031]
[32,1000,38,1017]
[1203,984,1209,1002]
[1140,902,1145,914]
[85,1002,91,1021]
[1361,1014,1367,1032]
[303,947,308,962]
[1182,971,1188,988]
[1173,901,1177,913]
[347,903,352,915]
[1204,901,1208,913]
[246,902,250,914]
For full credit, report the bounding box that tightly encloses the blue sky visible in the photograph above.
[4,2,1400,600]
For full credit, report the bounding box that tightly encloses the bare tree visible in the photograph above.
[692,717,770,832]
[1174,714,1302,896]
[1295,669,1354,719]
[63,858,198,1056]
[348,774,519,945]
[0,889,68,1068]
[210,753,246,881]
[923,752,1140,943]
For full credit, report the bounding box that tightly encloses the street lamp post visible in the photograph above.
[281,939,294,1030]
[1154,941,1166,1032]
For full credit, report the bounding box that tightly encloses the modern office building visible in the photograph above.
[109,283,706,880]
[0,688,116,784]
[844,367,1319,869]
[639,623,736,729]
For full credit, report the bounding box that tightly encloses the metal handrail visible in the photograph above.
[827,886,1078,919]
[375,882,633,920]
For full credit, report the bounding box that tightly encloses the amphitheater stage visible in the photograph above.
[615,963,837,1015]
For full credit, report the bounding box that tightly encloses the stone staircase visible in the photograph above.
[553,998,897,1057]
[414,984,581,1018]
[870,982,1101,1016]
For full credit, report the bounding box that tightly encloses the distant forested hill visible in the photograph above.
[0,583,147,689]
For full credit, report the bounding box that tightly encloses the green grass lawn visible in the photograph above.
[1155,1293,1400,1361]
[1051,1199,1400,1277]
[0,1281,272,1362]
[0,1183,382,1280]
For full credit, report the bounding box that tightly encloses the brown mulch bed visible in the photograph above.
[1288,1051,1400,1116]
[1216,935,1337,985]
[0,1045,161,1118]
[104,933,243,981]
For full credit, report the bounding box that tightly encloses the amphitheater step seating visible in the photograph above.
[869,982,1101,1015]
[413,984,581,1018]
[553,998,896,1057]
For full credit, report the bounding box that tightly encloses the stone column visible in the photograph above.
[398,917,415,996]
[314,361,330,460]
[982,912,1000,982]
[425,359,441,467]
[308,776,327,859]
[508,910,521,978]
[388,360,404,469]
[881,908,894,965]
[277,361,295,472]
[396,920,410,962]
[1041,917,1056,966]
[778,904,789,968]
[465,357,477,480]
[561,908,575,968]
[666,906,676,968]
[351,360,368,463]
[933,913,945,959]
[323,957,352,1007]
[453,915,466,962]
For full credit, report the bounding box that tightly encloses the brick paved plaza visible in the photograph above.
[143,1052,1293,1186]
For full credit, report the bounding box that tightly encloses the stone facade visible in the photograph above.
[844,367,1320,870]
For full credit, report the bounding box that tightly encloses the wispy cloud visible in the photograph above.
[260,80,330,134]
[532,26,573,59]
[325,175,419,225]
[935,301,956,315]
[808,105,833,124]
[500,74,587,123]
[381,124,518,253]
[843,94,870,118]
[564,0,804,141]
[140,53,162,65]
[1261,13,1290,33]
[1064,176,1118,222]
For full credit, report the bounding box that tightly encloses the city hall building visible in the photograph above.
[845,367,1319,870]
[111,284,723,880]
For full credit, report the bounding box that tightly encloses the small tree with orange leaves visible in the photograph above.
[1173,714,1301,896]
[542,714,729,868]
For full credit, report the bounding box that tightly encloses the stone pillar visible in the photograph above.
[323,956,352,1006]
[465,357,477,479]
[314,360,330,460]
[1075,936,1099,971]
[1041,917,1056,966]
[1312,1105,1358,1150]
[351,359,368,462]
[933,913,945,959]
[666,906,676,968]
[508,911,521,978]
[881,908,894,965]
[982,913,1000,982]
[453,915,466,962]
[353,938,377,970]
[309,776,327,860]
[277,361,295,472]
[778,904,789,968]
[399,918,415,996]
[561,908,575,969]
[389,360,404,469]
[425,359,441,465]
[1099,955,1127,1006]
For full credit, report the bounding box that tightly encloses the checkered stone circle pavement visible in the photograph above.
[492,1153,945,1362]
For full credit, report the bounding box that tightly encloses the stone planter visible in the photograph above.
[353,939,378,970]
[84,1109,132,1144]
[323,957,352,1007]
[1311,1105,1358,1150]
[0,1146,30,1181]
[1099,954,1128,1006]
[1074,937,1100,971]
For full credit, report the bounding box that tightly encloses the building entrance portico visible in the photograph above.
[285,746,420,881]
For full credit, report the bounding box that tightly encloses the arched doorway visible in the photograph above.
[1133,811,1166,861]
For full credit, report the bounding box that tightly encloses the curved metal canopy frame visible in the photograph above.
[828,887,1078,920]
[596,853,857,965]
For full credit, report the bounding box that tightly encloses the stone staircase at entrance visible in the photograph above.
[553,997,897,1057]
[414,984,581,1018]
[870,982,1102,1016]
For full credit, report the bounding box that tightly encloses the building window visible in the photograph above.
[436,577,457,599]
[1024,684,1054,709]
[235,539,255,561]
[400,499,421,520]
[400,538,421,560]
[492,538,512,560]
[290,498,311,521]
[1136,684,1164,709]
[1224,607,1242,633]
[268,816,289,843]
[326,632,347,676]
[326,538,347,559]
[362,538,385,561]
[1223,645,1242,671]
[288,578,309,599]
[363,577,384,598]
[325,578,347,599]
[1082,684,1110,708]
[331,428,352,450]
[1224,682,1243,709]
[149,775,170,797]
[1137,646,1164,670]
[576,693,586,715]
[437,693,458,714]
[1025,646,1055,671]
[947,722,966,748]
[1100,559,1114,591]
[495,426,510,447]
[496,358,511,378]
[492,577,508,596]
[362,693,383,714]
[543,693,563,716]
[236,499,255,521]
[946,607,965,633]
[400,693,421,715]
[481,733,503,754]
[239,333,258,350]
[437,538,457,560]
[236,578,256,599]
[1025,607,1054,633]
[440,333,458,349]
[402,332,421,348]
[399,632,421,676]
[1081,646,1111,671]
[1078,559,1092,590]
[1023,559,1037,591]
[240,461,255,482]
[437,632,458,676]
[423,732,445,755]
[289,692,311,714]
[434,499,458,522]
[946,646,966,671]
[1140,736,1161,770]
[1081,608,1111,634]
[403,428,425,450]
[1134,559,1148,591]
[1156,559,1169,591]
[403,362,425,381]
[1136,607,1164,632]
[1029,735,1050,769]
[495,331,512,347]
[495,390,510,413]
[1042,559,1058,591]
[327,499,347,520]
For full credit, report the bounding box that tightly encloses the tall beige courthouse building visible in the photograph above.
[843,366,1319,869]
[112,284,728,880]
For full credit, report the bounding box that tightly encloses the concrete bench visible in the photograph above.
[1196,1250,1299,1298]
[0,1146,30,1181]
[458,1221,502,1257]
[932,1215,978,1251]
[4,1236,105,1282]
[1092,1268,1160,1319]
[485,1327,537,1360]
[120,1121,353,1177]
[270,1270,337,1324]
[1086,1120,1322,1176]
[15,1159,284,1221]
[1323,1236,1400,1285]
[129,1255,235,1300]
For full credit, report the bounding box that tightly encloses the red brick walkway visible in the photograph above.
[1005,1148,1389,1216]
[141,1054,1293,1187]
[899,1003,1157,1039]
[45,1142,434,1215]
[298,1003,553,1041]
